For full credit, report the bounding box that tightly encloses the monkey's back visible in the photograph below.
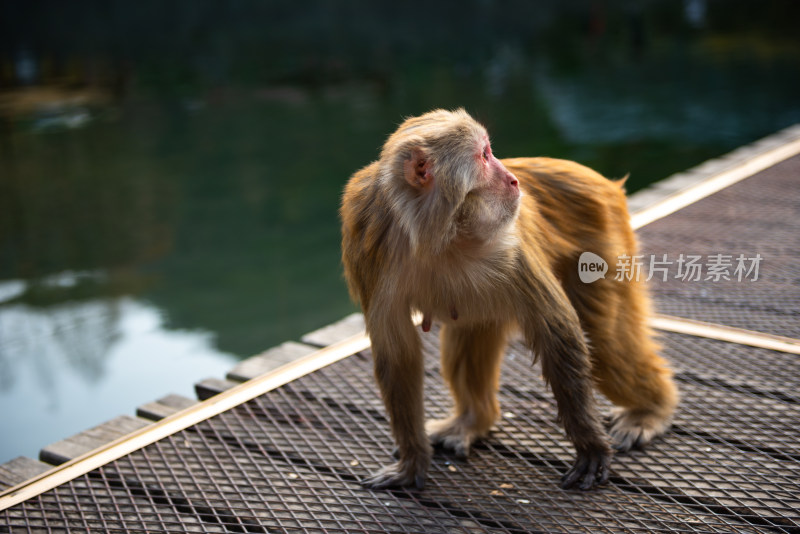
[501,157,635,271]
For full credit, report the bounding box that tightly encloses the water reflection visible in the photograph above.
[534,56,796,145]
[1,273,120,395]
[0,278,236,462]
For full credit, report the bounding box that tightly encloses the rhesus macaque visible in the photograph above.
[340,109,678,490]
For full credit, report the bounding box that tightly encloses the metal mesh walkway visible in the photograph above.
[2,156,799,533]
[640,155,800,338]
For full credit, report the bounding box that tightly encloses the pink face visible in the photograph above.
[478,136,520,199]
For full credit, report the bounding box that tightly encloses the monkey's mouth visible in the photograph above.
[506,185,522,209]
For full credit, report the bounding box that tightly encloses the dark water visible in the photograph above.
[1,1,798,464]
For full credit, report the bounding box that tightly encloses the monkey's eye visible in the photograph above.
[482,147,490,161]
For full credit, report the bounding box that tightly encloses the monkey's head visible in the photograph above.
[378,109,521,257]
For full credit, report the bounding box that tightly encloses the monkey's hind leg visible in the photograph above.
[426,322,508,457]
[583,284,679,452]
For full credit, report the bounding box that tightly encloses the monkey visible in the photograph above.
[340,109,678,491]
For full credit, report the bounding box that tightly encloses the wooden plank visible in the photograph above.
[136,393,198,421]
[0,457,51,491]
[226,341,317,382]
[39,415,151,466]
[651,315,800,355]
[627,123,800,225]
[301,313,365,347]
[194,377,239,400]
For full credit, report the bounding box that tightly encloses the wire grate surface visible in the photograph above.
[638,154,800,338]
[3,326,799,533]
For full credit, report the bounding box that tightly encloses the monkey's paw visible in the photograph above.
[425,416,482,458]
[362,461,427,491]
[560,446,612,490]
[608,407,672,452]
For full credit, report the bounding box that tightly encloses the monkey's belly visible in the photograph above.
[405,251,519,328]
[412,291,515,328]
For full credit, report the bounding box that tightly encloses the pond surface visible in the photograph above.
[1,1,799,464]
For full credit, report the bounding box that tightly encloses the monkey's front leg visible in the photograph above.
[362,309,431,490]
[518,264,613,490]
[529,312,612,489]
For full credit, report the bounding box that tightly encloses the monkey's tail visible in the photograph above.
[615,173,630,192]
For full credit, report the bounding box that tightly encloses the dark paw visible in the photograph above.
[430,436,470,459]
[362,462,426,491]
[560,447,612,490]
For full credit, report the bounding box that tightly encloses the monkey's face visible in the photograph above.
[379,109,522,254]
[476,135,520,205]
[450,134,521,244]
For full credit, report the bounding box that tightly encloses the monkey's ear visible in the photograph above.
[403,148,434,191]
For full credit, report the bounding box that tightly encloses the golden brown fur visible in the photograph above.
[508,159,678,450]
[340,109,678,490]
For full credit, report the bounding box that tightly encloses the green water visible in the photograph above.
[1,0,798,464]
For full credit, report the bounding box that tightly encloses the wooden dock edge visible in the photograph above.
[627,123,800,229]
[0,330,372,511]
[2,123,800,507]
